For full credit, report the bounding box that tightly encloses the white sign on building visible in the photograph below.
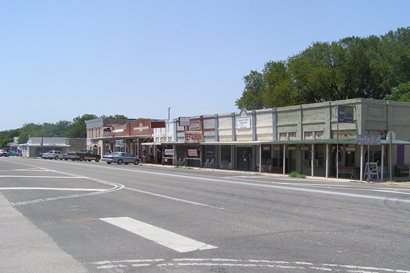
[236,117,251,129]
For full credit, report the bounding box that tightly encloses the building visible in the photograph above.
[21,137,86,157]
[86,98,410,181]
[154,98,410,181]
[85,117,166,161]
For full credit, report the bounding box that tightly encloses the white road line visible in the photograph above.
[100,217,217,253]
[0,187,105,192]
[125,187,225,210]
[0,175,87,179]
[90,257,410,272]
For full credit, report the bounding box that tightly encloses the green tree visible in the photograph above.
[235,71,265,110]
[67,114,98,138]
[261,61,300,107]
[387,82,410,102]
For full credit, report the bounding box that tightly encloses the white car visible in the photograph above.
[41,150,63,160]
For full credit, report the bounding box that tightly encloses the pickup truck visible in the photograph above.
[63,150,101,162]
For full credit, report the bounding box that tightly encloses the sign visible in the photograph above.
[164,149,174,156]
[151,120,166,128]
[188,149,198,157]
[184,131,203,142]
[189,119,201,130]
[357,134,381,145]
[179,117,191,126]
[338,105,354,122]
[115,139,125,147]
[236,117,251,129]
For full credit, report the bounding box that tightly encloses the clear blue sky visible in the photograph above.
[1,0,409,131]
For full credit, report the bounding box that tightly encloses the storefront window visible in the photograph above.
[221,145,231,169]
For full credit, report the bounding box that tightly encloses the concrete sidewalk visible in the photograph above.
[0,194,88,273]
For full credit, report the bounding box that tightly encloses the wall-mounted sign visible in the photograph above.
[188,149,198,157]
[236,117,251,129]
[134,123,149,132]
[179,117,191,126]
[151,120,166,128]
[184,131,204,142]
[115,139,125,147]
[164,149,174,156]
[189,119,201,130]
[338,105,354,122]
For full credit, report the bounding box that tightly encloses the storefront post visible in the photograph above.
[311,144,315,177]
[381,144,385,180]
[259,144,262,173]
[325,144,329,178]
[360,145,364,182]
[282,144,286,175]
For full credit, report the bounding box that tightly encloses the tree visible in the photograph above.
[235,27,410,109]
[387,82,410,102]
[261,61,300,107]
[235,71,265,110]
[67,114,98,138]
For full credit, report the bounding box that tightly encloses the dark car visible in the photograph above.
[102,152,140,165]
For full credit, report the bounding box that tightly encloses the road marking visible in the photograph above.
[0,175,87,179]
[90,258,410,272]
[100,217,217,253]
[0,187,105,192]
[125,186,225,210]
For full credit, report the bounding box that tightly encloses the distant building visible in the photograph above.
[20,137,86,157]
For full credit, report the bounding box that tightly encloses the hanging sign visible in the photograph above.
[357,134,381,145]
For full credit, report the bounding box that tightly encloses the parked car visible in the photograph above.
[7,151,21,157]
[0,149,8,157]
[41,150,63,160]
[102,152,140,165]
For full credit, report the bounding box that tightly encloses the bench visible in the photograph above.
[339,166,355,178]
[395,165,409,177]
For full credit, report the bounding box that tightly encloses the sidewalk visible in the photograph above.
[140,162,410,187]
[0,194,88,273]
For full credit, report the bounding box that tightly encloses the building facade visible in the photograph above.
[86,99,410,181]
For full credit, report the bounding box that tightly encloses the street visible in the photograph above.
[1,157,410,273]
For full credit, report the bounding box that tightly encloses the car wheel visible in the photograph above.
[54,156,58,160]
[117,159,123,164]
[134,159,140,165]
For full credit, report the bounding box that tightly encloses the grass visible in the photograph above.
[288,171,306,179]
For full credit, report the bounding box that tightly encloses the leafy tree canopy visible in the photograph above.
[236,27,410,110]
[0,114,127,147]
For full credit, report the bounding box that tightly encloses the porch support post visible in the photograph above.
[311,144,315,177]
[381,144,385,181]
[325,144,329,178]
[360,145,364,182]
[259,144,262,173]
[283,144,286,175]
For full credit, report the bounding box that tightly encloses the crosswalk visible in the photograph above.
[100,217,217,253]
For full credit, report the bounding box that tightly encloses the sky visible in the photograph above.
[1,0,409,131]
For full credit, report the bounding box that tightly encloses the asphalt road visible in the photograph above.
[1,157,410,273]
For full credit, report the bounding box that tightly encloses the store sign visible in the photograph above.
[189,119,201,130]
[164,149,174,156]
[236,117,251,129]
[338,105,354,122]
[115,139,125,147]
[188,149,198,157]
[151,120,166,128]
[357,134,381,145]
[179,117,191,126]
[184,131,204,142]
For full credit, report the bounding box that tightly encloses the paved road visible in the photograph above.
[1,157,410,273]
